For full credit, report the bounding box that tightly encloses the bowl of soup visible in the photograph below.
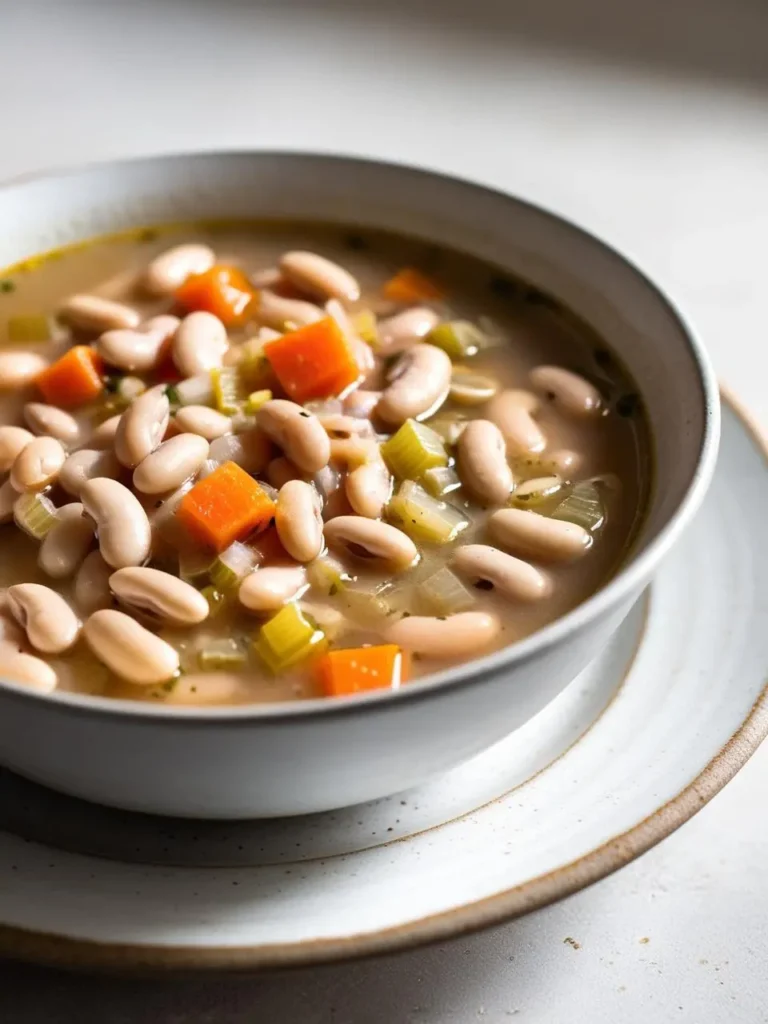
[0,153,718,817]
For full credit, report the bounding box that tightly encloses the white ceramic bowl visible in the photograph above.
[0,152,719,818]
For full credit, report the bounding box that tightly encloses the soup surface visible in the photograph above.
[0,223,650,705]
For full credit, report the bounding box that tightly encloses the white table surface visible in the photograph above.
[2,2,768,1020]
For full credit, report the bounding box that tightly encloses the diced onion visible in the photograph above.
[419,566,476,615]
[551,481,605,532]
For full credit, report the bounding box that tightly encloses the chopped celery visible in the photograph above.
[353,309,378,346]
[419,566,476,615]
[449,367,498,406]
[425,414,467,446]
[244,389,272,414]
[13,492,58,539]
[7,314,50,343]
[210,367,247,415]
[427,320,486,360]
[551,481,605,532]
[176,373,215,407]
[381,419,447,482]
[423,466,462,498]
[210,541,257,591]
[197,638,247,671]
[200,585,226,618]
[387,480,469,544]
[307,555,351,596]
[253,603,327,674]
[512,475,563,509]
[178,547,216,584]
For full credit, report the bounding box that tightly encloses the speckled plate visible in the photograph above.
[0,390,764,972]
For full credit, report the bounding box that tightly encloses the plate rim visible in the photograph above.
[0,385,762,973]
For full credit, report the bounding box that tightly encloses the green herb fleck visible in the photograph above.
[103,375,121,394]
[138,228,159,244]
[164,384,180,405]
[0,280,15,294]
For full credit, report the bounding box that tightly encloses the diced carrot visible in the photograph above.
[263,317,360,403]
[383,268,444,303]
[316,644,409,697]
[175,265,255,326]
[176,461,275,552]
[35,345,104,408]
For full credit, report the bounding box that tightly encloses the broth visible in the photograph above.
[0,223,650,704]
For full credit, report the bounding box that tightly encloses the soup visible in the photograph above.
[0,224,650,704]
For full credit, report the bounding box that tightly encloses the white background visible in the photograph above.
[1,2,768,1020]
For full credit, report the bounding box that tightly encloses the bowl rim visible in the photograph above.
[0,149,721,722]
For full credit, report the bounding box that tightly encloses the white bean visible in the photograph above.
[257,400,330,474]
[377,308,440,354]
[275,480,324,563]
[452,544,551,602]
[488,508,591,562]
[89,414,122,450]
[174,405,232,440]
[0,352,49,390]
[23,403,81,445]
[0,642,57,693]
[38,503,95,579]
[84,609,179,685]
[376,344,452,425]
[0,594,26,647]
[109,567,209,625]
[114,386,170,468]
[59,448,120,497]
[346,459,392,519]
[97,324,169,373]
[319,414,375,440]
[487,389,546,456]
[279,250,360,303]
[144,244,216,296]
[456,419,514,505]
[343,389,381,419]
[257,290,324,330]
[133,433,209,494]
[324,516,418,571]
[10,436,66,492]
[267,456,304,490]
[530,365,602,417]
[81,477,152,569]
[74,550,113,615]
[58,294,140,333]
[172,312,228,377]
[386,611,501,658]
[7,584,81,654]
[0,426,34,472]
[238,567,309,613]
